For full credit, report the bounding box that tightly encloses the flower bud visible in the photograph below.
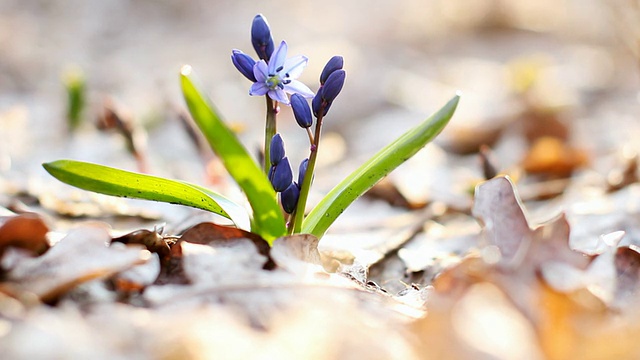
[271,156,293,192]
[320,56,344,85]
[270,133,285,165]
[268,164,275,183]
[290,94,313,128]
[281,182,300,214]
[231,50,257,82]
[312,88,327,118]
[321,69,346,103]
[251,14,275,61]
[298,158,309,185]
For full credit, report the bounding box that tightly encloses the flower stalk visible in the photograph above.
[264,97,277,174]
[291,105,325,234]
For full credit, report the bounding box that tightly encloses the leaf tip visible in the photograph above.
[180,65,193,77]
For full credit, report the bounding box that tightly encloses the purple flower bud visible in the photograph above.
[268,164,275,182]
[231,50,257,82]
[312,88,327,118]
[321,69,346,103]
[320,56,344,85]
[298,158,309,185]
[290,94,313,128]
[251,14,275,61]
[270,133,285,165]
[281,182,300,214]
[271,156,293,192]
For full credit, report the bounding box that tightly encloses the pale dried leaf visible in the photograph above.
[4,227,150,302]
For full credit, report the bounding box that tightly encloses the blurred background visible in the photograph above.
[0,0,639,214]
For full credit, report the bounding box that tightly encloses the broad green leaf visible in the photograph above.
[302,94,460,238]
[180,66,286,242]
[43,160,250,230]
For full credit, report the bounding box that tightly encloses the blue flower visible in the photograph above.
[249,41,314,105]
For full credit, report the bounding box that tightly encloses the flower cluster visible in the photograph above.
[231,14,346,229]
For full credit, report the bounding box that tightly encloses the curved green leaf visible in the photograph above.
[43,160,250,230]
[302,94,460,238]
[180,66,286,242]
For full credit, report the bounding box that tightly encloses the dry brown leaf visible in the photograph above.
[112,229,172,263]
[522,136,588,177]
[270,234,323,274]
[179,222,272,267]
[0,213,49,257]
[473,176,590,271]
[2,227,150,302]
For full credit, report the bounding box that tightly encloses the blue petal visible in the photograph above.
[283,55,308,79]
[268,41,288,75]
[269,88,290,104]
[250,82,269,96]
[253,60,268,82]
[284,80,314,98]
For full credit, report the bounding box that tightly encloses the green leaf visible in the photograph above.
[180,66,286,242]
[43,160,250,230]
[302,94,460,238]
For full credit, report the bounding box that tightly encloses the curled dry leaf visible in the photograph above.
[112,229,171,263]
[2,227,150,303]
[271,234,324,274]
[179,222,272,263]
[472,175,590,271]
[0,213,49,257]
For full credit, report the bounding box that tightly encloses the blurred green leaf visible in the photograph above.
[43,160,250,230]
[302,94,460,238]
[63,67,86,132]
[180,66,286,242]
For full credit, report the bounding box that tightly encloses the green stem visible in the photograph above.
[264,97,277,175]
[292,107,325,233]
[286,209,297,234]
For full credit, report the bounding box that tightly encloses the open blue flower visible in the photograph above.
[249,41,314,105]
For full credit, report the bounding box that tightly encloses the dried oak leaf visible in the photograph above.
[0,213,49,257]
[270,234,324,275]
[1,227,150,303]
[180,222,273,269]
[154,222,274,286]
[434,176,591,321]
[112,229,171,263]
[472,175,590,271]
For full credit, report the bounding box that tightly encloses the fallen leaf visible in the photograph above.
[270,234,323,274]
[522,136,588,177]
[0,213,49,257]
[2,227,150,303]
[179,222,272,264]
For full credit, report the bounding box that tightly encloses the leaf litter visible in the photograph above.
[3,1,640,358]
